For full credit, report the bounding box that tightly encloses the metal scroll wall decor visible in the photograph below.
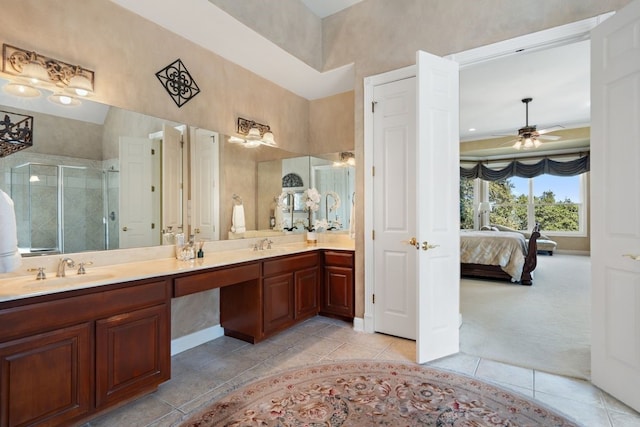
[155,59,200,107]
[0,110,33,158]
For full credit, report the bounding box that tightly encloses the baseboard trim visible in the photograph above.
[353,317,364,332]
[171,324,224,356]
[554,250,590,256]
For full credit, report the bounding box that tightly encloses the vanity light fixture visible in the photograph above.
[333,151,355,167]
[1,44,95,104]
[0,109,34,158]
[229,117,277,148]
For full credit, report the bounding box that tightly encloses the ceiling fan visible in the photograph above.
[507,98,562,150]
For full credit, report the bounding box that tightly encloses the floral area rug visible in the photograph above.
[181,360,578,426]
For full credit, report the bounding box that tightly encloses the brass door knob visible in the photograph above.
[122,226,128,232]
[623,254,640,261]
[403,237,418,249]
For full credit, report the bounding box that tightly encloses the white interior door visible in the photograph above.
[591,0,640,412]
[190,128,220,241]
[119,136,153,248]
[372,76,418,340]
[161,124,183,232]
[416,51,460,363]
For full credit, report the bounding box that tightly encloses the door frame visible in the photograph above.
[362,13,612,335]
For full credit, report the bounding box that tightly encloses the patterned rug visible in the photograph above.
[181,360,578,426]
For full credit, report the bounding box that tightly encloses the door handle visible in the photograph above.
[122,226,128,232]
[422,241,439,251]
[403,237,419,249]
[623,254,640,261]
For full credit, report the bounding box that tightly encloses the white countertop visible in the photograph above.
[0,241,355,304]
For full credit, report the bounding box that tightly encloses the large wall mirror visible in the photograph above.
[0,89,355,255]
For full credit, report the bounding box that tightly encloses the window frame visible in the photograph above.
[476,173,587,236]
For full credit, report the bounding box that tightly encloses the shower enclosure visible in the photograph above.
[11,163,119,255]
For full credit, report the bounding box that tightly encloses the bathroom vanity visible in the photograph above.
[0,243,354,426]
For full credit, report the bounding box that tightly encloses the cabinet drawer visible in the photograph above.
[324,251,354,268]
[0,280,170,342]
[174,262,260,297]
[263,253,319,277]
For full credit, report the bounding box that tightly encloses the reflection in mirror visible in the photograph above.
[238,154,355,240]
[0,92,183,255]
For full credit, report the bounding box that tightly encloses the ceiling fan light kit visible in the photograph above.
[511,97,562,150]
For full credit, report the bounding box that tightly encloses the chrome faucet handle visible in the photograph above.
[28,267,46,280]
[266,239,273,249]
[77,261,93,275]
[252,243,259,251]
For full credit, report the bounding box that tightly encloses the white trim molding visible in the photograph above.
[171,324,224,356]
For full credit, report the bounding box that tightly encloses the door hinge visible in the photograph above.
[372,230,375,240]
[372,101,377,113]
[372,294,375,304]
[211,135,216,144]
[372,166,375,176]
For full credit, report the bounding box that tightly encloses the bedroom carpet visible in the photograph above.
[460,254,591,380]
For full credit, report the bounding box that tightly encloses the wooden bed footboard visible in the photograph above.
[461,228,540,286]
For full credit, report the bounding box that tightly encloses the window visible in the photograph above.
[460,173,587,234]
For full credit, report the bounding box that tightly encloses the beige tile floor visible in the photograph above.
[85,316,640,427]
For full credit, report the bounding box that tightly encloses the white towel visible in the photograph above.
[0,190,21,273]
[231,204,246,233]
[274,206,284,231]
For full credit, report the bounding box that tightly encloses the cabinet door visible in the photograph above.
[295,266,319,319]
[0,323,91,427]
[323,266,354,318]
[96,304,170,408]
[263,273,294,334]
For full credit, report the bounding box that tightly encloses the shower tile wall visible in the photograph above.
[0,152,118,254]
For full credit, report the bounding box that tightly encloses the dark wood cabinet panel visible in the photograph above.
[95,304,170,408]
[0,323,92,427]
[263,274,295,334]
[295,267,319,320]
[322,266,354,318]
[321,251,355,320]
[0,279,171,426]
[174,262,260,297]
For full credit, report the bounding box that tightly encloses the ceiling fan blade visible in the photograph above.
[537,125,564,135]
[538,134,561,141]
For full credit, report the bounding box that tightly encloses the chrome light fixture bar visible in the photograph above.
[0,110,33,158]
[2,44,94,105]
[229,117,277,148]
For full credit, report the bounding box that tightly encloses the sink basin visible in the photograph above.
[21,273,116,290]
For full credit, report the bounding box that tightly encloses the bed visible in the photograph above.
[460,226,540,285]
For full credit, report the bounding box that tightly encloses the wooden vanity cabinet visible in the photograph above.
[0,278,171,427]
[262,253,320,338]
[321,250,355,320]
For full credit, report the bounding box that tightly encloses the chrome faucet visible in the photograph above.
[57,257,75,277]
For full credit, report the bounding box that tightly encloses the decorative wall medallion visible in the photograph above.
[282,173,303,188]
[0,110,33,158]
[155,59,200,107]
